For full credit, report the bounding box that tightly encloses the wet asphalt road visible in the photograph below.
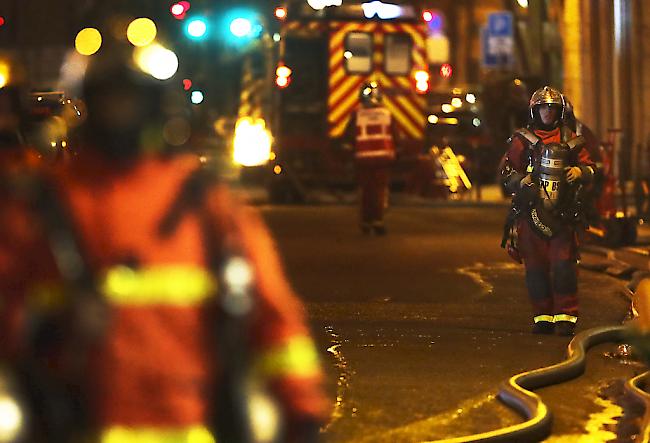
[260,204,638,442]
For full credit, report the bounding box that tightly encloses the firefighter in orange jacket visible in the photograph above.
[344,82,398,235]
[0,44,327,442]
[501,86,596,336]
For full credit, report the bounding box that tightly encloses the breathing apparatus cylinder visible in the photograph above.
[538,142,569,211]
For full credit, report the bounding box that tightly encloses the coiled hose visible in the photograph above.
[426,325,626,443]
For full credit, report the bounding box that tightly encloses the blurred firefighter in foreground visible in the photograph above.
[344,82,398,235]
[0,43,327,442]
[500,86,596,336]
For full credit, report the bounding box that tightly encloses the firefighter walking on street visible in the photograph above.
[344,81,398,236]
[500,86,596,336]
[0,41,327,443]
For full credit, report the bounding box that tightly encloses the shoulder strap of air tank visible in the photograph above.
[566,135,586,151]
[514,128,541,147]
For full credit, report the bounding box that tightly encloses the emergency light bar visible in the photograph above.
[307,0,342,10]
[291,1,416,21]
[362,1,402,20]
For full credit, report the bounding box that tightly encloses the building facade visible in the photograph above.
[562,0,650,180]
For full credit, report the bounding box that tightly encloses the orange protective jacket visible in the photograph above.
[0,150,327,435]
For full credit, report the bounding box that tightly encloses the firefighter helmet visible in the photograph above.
[81,44,173,159]
[359,81,383,107]
[529,86,565,125]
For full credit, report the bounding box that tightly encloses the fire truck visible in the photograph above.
[235,1,456,202]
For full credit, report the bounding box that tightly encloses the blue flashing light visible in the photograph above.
[428,11,444,33]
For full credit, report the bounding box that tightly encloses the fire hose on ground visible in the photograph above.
[625,370,650,443]
[427,325,627,443]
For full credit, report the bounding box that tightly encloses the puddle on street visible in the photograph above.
[456,262,521,297]
[323,325,355,431]
[545,397,622,442]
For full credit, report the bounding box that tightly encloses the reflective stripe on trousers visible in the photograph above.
[534,314,578,323]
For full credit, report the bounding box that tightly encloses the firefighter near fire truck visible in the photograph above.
[343,81,398,235]
[262,0,430,203]
[500,86,596,337]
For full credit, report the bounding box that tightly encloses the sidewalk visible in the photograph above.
[580,223,650,296]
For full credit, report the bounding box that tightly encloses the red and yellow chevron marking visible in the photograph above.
[327,22,426,139]
[377,72,425,139]
[283,21,327,33]
[380,22,427,71]
[328,21,376,137]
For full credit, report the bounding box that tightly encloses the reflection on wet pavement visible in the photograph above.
[323,325,355,431]
[314,265,632,442]
[545,397,621,442]
[457,262,521,297]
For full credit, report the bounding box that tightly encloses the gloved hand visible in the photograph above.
[519,174,533,187]
[565,166,582,183]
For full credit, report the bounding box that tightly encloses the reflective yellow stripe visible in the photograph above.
[329,87,361,124]
[255,336,320,378]
[101,266,216,306]
[329,75,361,108]
[554,314,578,323]
[330,118,349,138]
[534,315,555,323]
[101,425,215,443]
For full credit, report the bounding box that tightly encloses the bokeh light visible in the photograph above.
[75,28,102,56]
[133,43,179,80]
[126,18,157,47]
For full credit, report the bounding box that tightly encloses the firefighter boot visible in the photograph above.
[532,320,555,335]
[555,321,576,337]
[372,221,386,236]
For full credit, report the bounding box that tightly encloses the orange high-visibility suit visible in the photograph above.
[0,150,327,441]
[349,106,397,234]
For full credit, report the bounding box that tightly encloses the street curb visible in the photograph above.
[580,241,650,296]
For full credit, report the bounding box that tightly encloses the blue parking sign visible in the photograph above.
[481,26,513,68]
[481,27,498,67]
[487,11,513,37]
